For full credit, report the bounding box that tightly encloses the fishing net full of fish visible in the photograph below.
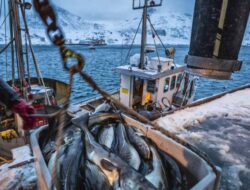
[40,103,190,190]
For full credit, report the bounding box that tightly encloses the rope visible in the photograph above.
[148,15,161,70]
[24,32,31,85]
[52,74,73,190]
[147,16,177,68]
[0,38,14,54]
[0,10,10,29]
[147,16,166,49]
[123,16,143,65]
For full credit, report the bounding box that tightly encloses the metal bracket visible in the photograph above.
[185,55,243,80]
[133,0,162,9]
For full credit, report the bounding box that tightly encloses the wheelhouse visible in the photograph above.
[116,55,197,112]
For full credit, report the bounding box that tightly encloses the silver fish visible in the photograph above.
[94,102,111,113]
[71,112,89,128]
[145,146,169,190]
[98,124,114,149]
[116,123,141,170]
[47,149,64,180]
[85,160,112,190]
[90,124,102,136]
[83,126,156,190]
[126,126,151,160]
[88,112,121,128]
[61,134,84,190]
[48,151,56,174]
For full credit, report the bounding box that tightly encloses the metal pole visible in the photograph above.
[8,0,15,85]
[19,0,42,85]
[139,0,147,69]
[11,0,25,90]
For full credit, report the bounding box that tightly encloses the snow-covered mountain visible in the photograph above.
[0,5,249,45]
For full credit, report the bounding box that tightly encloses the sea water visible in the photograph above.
[0,45,249,104]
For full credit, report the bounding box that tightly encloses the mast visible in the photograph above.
[8,0,15,85]
[133,0,163,69]
[139,0,148,69]
[10,0,25,90]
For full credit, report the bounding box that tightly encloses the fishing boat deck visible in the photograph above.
[156,85,250,189]
[0,145,37,189]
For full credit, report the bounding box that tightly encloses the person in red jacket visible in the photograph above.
[0,79,36,130]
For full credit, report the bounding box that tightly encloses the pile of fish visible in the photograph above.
[41,103,186,190]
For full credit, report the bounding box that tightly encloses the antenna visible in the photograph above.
[133,0,162,9]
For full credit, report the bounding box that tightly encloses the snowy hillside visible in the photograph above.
[0,5,249,45]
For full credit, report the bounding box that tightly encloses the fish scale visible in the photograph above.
[126,126,151,160]
[98,124,115,149]
[85,160,113,190]
[145,145,169,190]
[115,123,141,170]
[83,126,156,190]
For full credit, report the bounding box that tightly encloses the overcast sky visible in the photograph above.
[52,0,195,21]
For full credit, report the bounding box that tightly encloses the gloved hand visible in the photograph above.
[11,99,36,130]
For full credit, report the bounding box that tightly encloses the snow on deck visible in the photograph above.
[156,87,250,190]
[0,145,37,189]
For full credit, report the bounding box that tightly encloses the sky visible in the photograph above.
[52,0,195,21]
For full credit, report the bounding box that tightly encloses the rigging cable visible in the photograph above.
[147,15,161,70]
[148,17,173,108]
[19,0,51,105]
[0,38,14,54]
[147,16,177,67]
[123,16,143,65]
[24,29,31,85]
[147,16,166,49]
[0,10,10,29]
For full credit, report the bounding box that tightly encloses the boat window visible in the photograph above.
[176,74,182,88]
[147,80,156,93]
[189,80,195,98]
[170,75,176,90]
[164,78,170,92]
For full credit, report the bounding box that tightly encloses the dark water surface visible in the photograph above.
[0,45,249,104]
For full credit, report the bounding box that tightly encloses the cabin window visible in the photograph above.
[147,80,156,93]
[170,75,176,90]
[189,80,195,98]
[164,78,170,92]
[176,74,182,88]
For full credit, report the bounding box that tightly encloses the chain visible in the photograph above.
[32,0,219,187]
[32,1,82,189]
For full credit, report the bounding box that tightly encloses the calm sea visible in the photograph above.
[0,45,249,104]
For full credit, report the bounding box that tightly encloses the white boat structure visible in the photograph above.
[145,45,156,53]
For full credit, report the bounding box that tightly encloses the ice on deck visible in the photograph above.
[0,145,37,189]
[157,88,250,132]
[156,87,250,189]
